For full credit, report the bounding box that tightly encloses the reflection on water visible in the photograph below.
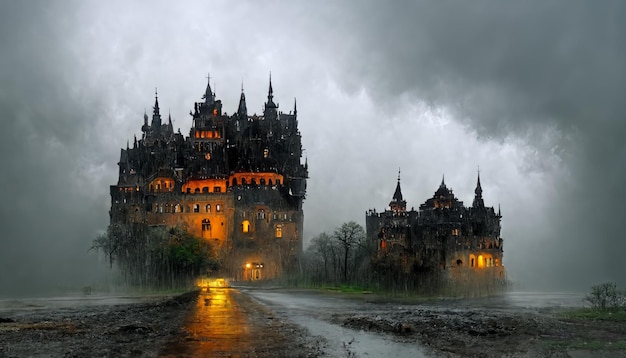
[160,288,251,357]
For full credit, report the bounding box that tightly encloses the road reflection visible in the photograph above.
[160,288,251,357]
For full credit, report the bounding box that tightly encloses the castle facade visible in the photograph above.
[366,172,505,291]
[110,75,307,281]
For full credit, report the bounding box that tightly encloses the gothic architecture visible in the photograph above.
[366,172,505,291]
[110,75,308,281]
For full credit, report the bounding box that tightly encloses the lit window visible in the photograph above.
[193,204,200,213]
[263,149,269,158]
[205,204,211,213]
[242,220,250,233]
[275,225,283,238]
[216,204,221,212]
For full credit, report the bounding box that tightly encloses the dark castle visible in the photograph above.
[110,75,307,281]
[366,172,505,291]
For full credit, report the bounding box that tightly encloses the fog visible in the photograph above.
[1,1,624,295]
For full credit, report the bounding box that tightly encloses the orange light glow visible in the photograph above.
[245,263,251,269]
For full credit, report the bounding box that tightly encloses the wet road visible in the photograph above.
[160,288,252,357]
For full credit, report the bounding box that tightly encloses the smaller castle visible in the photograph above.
[366,171,505,292]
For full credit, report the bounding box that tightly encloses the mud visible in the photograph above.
[1,289,625,357]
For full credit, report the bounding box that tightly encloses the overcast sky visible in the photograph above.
[1,1,624,295]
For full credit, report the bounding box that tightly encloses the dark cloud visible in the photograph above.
[309,1,626,289]
[1,1,623,294]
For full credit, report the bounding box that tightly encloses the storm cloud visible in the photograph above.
[1,1,624,294]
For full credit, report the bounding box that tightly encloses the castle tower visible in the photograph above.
[472,171,485,208]
[389,169,407,213]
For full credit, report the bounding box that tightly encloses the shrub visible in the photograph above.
[584,282,625,310]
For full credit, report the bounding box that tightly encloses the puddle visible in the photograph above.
[290,314,429,357]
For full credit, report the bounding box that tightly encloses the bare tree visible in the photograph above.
[334,221,365,282]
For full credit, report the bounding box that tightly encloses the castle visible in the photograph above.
[109,75,307,281]
[366,172,505,290]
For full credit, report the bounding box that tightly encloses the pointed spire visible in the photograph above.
[475,168,483,197]
[265,72,277,110]
[293,97,297,116]
[498,204,501,216]
[153,88,160,116]
[392,169,403,202]
[472,169,485,208]
[133,135,137,148]
[203,72,214,105]
[143,108,148,125]
[440,174,446,188]
[238,83,248,117]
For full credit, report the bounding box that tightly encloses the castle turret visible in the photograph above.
[389,169,407,213]
[264,74,278,119]
[151,90,162,131]
[203,73,214,106]
[472,171,485,208]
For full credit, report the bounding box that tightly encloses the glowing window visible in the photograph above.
[242,220,250,233]
[275,225,283,238]
[202,219,211,231]
[174,204,181,213]
[216,204,221,212]
[263,149,269,158]
[205,204,211,213]
[193,204,200,213]
[478,255,484,268]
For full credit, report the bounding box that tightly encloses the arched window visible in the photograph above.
[242,220,250,233]
[193,204,200,213]
[205,204,211,213]
[456,259,463,267]
[232,178,238,186]
[275,224,283,238]
[260,179,266,185]
[174,204,181,213]
[257,209,265,219]
[216,204,221,212]
[478,255,484,268]
[202,219,211,231]
[242,178,247,185]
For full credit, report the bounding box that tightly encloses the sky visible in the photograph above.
[0,0,624,295]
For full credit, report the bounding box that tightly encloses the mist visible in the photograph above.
[0,1,623,295]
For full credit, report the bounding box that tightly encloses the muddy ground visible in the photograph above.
[1,289,625,357]
[331,299,626,357]
[0,290,320,358]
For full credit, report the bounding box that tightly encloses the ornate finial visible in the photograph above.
[155,87,158,98]
[398,167,401,182]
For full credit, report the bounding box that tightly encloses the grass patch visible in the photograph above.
[543,339,626,350]
[560,308,626,322]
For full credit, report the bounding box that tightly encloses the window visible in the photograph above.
[452,228,459,236]
[174,204,181,213]
[216,204,221,212]
[275,225,283,238]
[214,186,221,193]
[263,148,269,158]
[193,204,200,213]
[242,220,250,233]
[205,204,211,213]
[257,209,265,219]
[158,204,163,213]
[202,219,211,231]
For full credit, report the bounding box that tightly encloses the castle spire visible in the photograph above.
[238,84,248,118]
[265,72,277,110]
[293,97,297,116]
[153,88,160,116]
[389,169,407,212]
[472,170,485,208]
[440,174,446,188]
[203,72,214,105]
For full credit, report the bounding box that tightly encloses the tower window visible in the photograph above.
[202,219,211,231]
[205,204,211,213]
[216,204,221,212]
[193,204,200,213]
[275,225,283,238]
[242,220,250,233]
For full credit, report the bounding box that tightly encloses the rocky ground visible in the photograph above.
[1,289,625,357]
[0,291,321,358]
[332,303,626,357]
